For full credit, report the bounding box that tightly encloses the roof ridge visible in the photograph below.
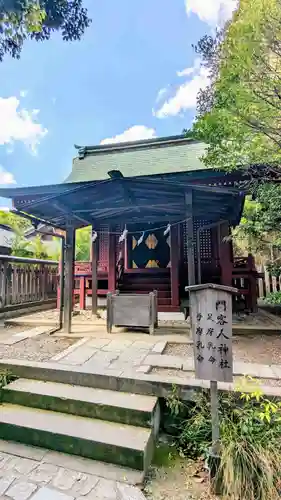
[74,134,201,159]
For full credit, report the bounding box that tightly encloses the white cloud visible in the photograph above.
[0,166,16,185]
[154,64,210,118]
[177,58,201,78]
[177,67,195,77]
[153,1,238,118]
[155,87,169,103]
[0,96,47,154]
[101,125,157,145]
[185,0,238,27]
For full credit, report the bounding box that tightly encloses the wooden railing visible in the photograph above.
[256,265,281,298]
[0,255,58,309]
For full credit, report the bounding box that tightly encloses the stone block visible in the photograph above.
[52,468,77,491]
[144,354,184,370]
[0,440,46,462]
[0,475,17,496]
[5,481,37,500]
[59,347,97,366]
[131,341,152,351]
[151,342,167,354]
[28,463,59,484]
[52,338,88,362]
[90,478,118,499]
[102,340,134,352]
[182,359,194,372]
[31,487,74,500]
[43,451,143,486]
[86,339,111,349]
[136,366,151,374]
[117,482,146,500]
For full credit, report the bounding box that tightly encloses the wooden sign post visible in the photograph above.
[185,283,237,487]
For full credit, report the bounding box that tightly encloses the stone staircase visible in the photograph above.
[0,377,160,477]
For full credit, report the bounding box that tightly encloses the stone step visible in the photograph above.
[3,378,160,430]
[0,403,154,472]
[0,438,146,486]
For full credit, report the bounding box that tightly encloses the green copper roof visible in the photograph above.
[66,135,210,183]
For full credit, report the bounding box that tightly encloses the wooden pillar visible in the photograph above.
[248,253,258,312]
[79,277,86,310]
[92,228,99,315]
[108,229,116,292]
[219,222,233,286]
[64,226,75,333]
[170,225,179,307]
[185,190,195,285]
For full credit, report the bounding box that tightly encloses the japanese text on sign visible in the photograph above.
[190,288,233,383]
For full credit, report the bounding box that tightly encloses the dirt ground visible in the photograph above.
[145,446,217,500]
[0,325,78,361]
[165,334,281,365]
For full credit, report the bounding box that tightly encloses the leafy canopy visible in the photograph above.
[193,0,281,171]
[191,0,281,265]
[0,0,91,61]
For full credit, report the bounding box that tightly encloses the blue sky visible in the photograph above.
[0,0,237,197]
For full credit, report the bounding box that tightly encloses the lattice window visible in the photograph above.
[98,224,122,271]
[98,224,109,271]
[182,218,213,264]
[194,219,213,263]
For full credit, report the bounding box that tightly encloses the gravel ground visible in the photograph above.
[165,335,281,365]
[165,343,194,357]
[151,367,281,387]
[0,333,78,362]
[145,457,216,500]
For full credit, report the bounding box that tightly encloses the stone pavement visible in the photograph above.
[52,336,171,378]
[52,335,281,383]
[0,327,52,346]
[0,441,146,500]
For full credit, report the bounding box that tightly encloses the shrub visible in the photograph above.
[166,380,281,499]
[264,291,281,305]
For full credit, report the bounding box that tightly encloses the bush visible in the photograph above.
[264,291,281,305]
[166,380,281,499]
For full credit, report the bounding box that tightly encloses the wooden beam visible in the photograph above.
[170,225,180,307]
[91,229,99,315]
[108,228,116,292]
[53,201,92,226]
[64,226,75,333]
[75,203,182,214]
[219,222,233,286]
[185,190,195,286]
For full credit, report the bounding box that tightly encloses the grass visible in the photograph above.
[166,379,281,499]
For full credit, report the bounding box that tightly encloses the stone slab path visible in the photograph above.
[0,440,146,500]
[0,327,51,346]
[53,337,169,378]
[52,336,281,385]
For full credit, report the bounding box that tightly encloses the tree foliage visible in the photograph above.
[75,225,90,261]
[0,0,91,61]
[191,0,281,264]
[193,0,281,171]
[232,192,281,265]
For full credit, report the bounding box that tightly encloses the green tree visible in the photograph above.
[0,0,91,62]
[0,209,30,233]
[193,0,281,171]
[75,225,91,261]
[190,0,281,266]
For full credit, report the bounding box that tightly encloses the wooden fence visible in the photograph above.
[257,265,281,298]
[0,255,58,310]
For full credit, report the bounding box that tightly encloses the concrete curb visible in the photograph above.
[1,358,281,400]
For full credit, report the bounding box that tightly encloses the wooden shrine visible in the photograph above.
[0,135,260,332]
